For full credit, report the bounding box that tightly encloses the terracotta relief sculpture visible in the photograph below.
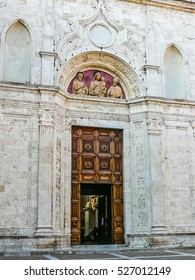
[72,72,88,95]
[71,71,124,99]
[89,71,107,97]
[107,76,122,99]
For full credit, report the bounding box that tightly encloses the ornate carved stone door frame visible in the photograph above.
[71,126,124,245]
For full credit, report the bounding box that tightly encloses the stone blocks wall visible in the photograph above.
[0,0,195,252]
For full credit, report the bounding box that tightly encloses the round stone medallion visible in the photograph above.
[183,24,195,39]
[89,23,114,48]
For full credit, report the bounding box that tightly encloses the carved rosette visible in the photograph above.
[134,121,148,232]
[147,119,162,135]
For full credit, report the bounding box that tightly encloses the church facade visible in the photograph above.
[0,0,195,253]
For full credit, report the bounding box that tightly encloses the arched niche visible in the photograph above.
[164,45,186,99]
[58,51,142,99]
[3,21,31,83]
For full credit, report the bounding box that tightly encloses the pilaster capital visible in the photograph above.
[147,118,163,135]
[38,110,55,126]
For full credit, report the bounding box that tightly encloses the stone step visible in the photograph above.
[70,244,128,253]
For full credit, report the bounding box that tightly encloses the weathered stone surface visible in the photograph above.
[0,0,195,253]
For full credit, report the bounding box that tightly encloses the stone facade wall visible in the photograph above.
[0,0,195,252]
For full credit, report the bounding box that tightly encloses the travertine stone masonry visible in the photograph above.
[0,0,195,252]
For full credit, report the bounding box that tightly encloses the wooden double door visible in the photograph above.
[71,126,124,245]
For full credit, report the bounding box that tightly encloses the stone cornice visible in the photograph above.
[121,0,195,13]
[127,96,195,106]
[0,81,60,92]
[0,82,195,107]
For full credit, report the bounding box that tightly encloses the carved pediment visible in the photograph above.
[78,0,125,32]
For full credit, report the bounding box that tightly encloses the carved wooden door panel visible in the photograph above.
[71,126,124,245]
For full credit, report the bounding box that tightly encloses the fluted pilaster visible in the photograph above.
[147,117,167,233]
[36,110,55,235]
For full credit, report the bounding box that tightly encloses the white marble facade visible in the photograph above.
[0,0,195,253]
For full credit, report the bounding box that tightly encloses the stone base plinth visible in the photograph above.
[127,233,195,249]
[0,235,71,255]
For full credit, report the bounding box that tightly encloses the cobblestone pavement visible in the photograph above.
[1,247,195,260]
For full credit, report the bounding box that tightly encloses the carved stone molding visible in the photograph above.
[40,51,58,58]
[142,65,160,74]
[147,119,162,134]
[190,120,195,137]
[123,0,195,13]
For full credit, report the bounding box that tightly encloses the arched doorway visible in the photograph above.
[71,126,124,245]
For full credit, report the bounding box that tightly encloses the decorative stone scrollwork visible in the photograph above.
[0,0,6,8]
[55,114,63,233]
[134,121,148,232]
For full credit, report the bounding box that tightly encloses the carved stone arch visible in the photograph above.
[163,43,187,99]
[1,19,34,83]
[77,0,125,33]
[162,43,188,63]
[1,18,34,48]
[121,40,144,71]
[58,51,143,99]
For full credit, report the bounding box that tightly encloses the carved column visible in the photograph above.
[147,118,167,233]
[36,110,55,235]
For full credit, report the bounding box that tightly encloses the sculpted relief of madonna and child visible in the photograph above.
[70,70,124,99]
